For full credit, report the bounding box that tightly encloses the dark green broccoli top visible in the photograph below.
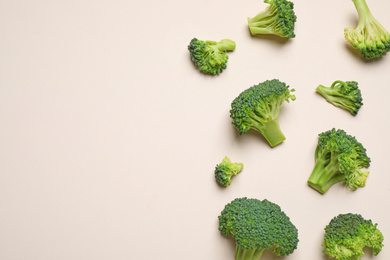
[214,156,244,187]
[218,197,299,260]
[230,79,295,147]
[247,0,297,38]
[322,213,384,260]
[308,128,371,194]
[187,38,236,75]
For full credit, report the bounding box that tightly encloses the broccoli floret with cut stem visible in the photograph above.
[316,80,363,116]
[307,128,371,194]
[218,197,299,260]
[345,0,390,59]
[247,0,297,38]
[187,38,236,75]
[230,79,295,147]
[214,156,243,187]
[322,213,384,260]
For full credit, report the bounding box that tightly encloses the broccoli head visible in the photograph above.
[307,128,371,194]
[215,156,244,187]
[316,80,363,116]
[344,0,390,59]
[230,79,296,147]
[247,0,297,38]
[218,197,299,260]
[322,213,384,260]
[187,38,236,75]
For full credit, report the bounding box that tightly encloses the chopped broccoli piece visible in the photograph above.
[247,0,297,38]
[230,79,296,147]
[187,38,236,75]
[344,0,390,59]
[218,197,299,260]
[316,80,363,116]
[307,128,371,194]
[322,213,384,260]
[215,156,244,187]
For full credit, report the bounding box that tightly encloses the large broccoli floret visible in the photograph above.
[344,0,390,59]
[316,80,363,116]
[322,213,384,260]
[215,156,244,187]
[247,0,297,38]
[230,79,296,147]
[187,38,236,75]
[218,197,299,260]
[307,128,371,194]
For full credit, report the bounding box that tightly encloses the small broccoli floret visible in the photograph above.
[215,156,244,187]
[230,79,296,147]
[247,0,297,38]
[322,213,384,260]
[187,38,236,75]
[218,197,299,260]
[316,80,363,116]
[345,0,390,59]
[307,128,371,194]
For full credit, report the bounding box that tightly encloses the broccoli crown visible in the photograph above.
[322,213,384,260]
[218,197,299,260]
[230,79,296,147]
[187,38,236,75]
[344,0,390,59]
[247,0,297,38]
[316,80,363,116]
[307,128,371,194]
[214,156,244,187]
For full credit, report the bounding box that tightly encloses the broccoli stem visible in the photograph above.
[213,39,237,52]
[307,150,346,194]
[247,4,279,35]
[352,0,373,27]
[251,118,286,147]
[235,247,264,260]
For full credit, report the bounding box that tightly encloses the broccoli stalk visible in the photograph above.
[307,128,371,194]
[247,0,297,38]
[344,0,390,59]
[316,80,363,116]
[230,79,296,147]
[219,197,299,260]
[188,38,236,75]
[322,213,384,260]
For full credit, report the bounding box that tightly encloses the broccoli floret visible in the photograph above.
[316,80,363,116]
[344,0,390,59]
[307,128,371,194]
[215,156,244,187]
[247,0,297,38]
[187,38,236,75]
[230,79,296,147]
[322,213,384,260]
[218,197,299,260]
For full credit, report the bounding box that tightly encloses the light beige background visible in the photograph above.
[1,0,389,259]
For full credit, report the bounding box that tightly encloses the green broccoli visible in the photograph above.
[322,213,384,260]
[187,38,236,75]
[218,197,299,260]
[230,79,296,147]
[307,128,371,194]
[215,156,244,187]
[316,80,363,116]
[247,0,297,38]
[344,0,390,59]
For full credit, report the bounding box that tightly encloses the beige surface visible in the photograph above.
[1,0,389,259]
